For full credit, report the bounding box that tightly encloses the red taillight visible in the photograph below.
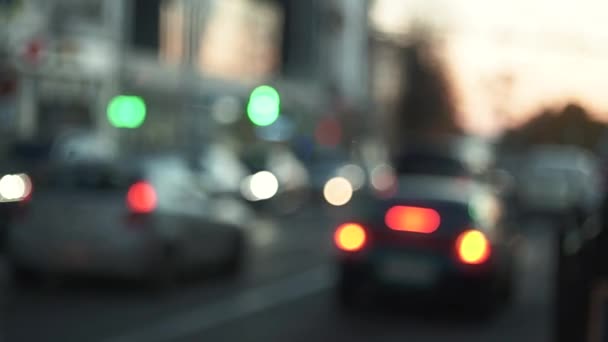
[385,206,441,234]
[456,229,491,265]
[127,181,157,214]
[334,223,367,252]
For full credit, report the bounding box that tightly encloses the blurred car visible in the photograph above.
[393,136,496,179]
[333,175,515,310]
[515,145,602,220]
[392,138,515,207]
[7,155,247,287]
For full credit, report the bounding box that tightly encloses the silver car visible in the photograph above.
[517,145,602,217]
[7,155,248,286]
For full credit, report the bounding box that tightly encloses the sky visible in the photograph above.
[370,0,608,136]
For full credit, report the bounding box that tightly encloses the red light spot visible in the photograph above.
[456,229,491,265]
[24,40,44,64]
[315,118,342,147]
[334,223,367,252]
[127,181,157,214]
[385,206,441,233]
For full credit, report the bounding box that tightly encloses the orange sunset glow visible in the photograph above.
[371,0,608,137]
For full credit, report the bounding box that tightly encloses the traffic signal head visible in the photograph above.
[107,95,147,129]
[247,85,280,127]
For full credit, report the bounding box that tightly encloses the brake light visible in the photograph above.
[334,223,367,252]
[456,229,491,265]
[127,181,157,214]
[385,206,440,233]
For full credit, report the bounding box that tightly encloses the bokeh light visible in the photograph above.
[127,181,158,214]
[107,95,147,129]
[314,117,342,147]
[385,206,441,233]
[247,85,281,127]
[323,177,353,206]
[334,223,367,252]
[371,164,397,192]
[0,174,31,202]
[240,175,257,202]
[456,229,491,265]
[337,164,365,190]
[248,171,279,201]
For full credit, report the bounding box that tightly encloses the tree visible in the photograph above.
[501,103,607,152]
[391,33,462,148]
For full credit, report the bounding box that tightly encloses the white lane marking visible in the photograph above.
[103,265,333,342]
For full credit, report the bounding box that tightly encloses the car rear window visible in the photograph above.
[394,154,470,177]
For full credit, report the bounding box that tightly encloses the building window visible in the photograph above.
[198,0,282,80]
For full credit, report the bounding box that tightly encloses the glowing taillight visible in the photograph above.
[385,206,441,234]
[456,229,491,265]
[127,181,157,214]
[334,223,367,252]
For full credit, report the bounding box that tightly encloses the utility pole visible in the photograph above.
[96,0,127,156]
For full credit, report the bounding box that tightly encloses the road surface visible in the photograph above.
[5,205,555,342]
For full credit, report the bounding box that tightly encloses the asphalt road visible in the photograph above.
[5,205,556,342]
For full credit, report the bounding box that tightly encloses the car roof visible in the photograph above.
[395,175,492,205]
[526,145,599,172]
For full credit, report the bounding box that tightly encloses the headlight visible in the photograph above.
[323,177,353,206]
[0,173,32,202]
[241,171,279,201]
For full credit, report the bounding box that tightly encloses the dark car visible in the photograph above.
[393,136,497,182]
[515,145,601,222]
[7,155,247,287]
[333,175,516,310]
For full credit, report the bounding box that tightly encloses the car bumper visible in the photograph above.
[337,252,503,297]
[8,231,159,278]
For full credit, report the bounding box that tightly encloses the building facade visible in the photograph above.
[3,0,371,156]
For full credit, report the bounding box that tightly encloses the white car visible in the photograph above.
[517,145,602,217]
[7,155,248,286]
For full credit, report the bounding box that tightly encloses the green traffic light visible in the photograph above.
[247,85,280,126]
[107,95,147,129]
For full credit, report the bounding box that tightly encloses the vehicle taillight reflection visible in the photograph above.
[127,181,157,214]
[456,229,491,265]
[385,206,441,233]
[334,223,367,252]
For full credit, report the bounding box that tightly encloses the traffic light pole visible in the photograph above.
[98,0,128,157]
